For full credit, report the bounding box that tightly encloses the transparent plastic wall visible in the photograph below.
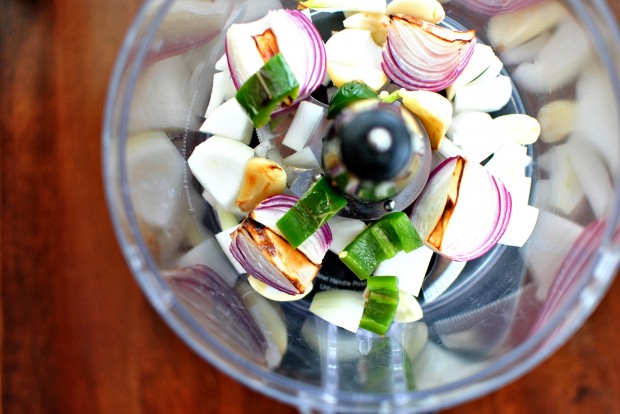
[103,0,620,412]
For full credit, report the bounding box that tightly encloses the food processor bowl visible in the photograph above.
[102,0,620,412]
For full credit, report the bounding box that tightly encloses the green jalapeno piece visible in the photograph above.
[360,276,400,335]
[236,53,300,128]
[327,80,379,119]
[339,212,422,280]
[276,177,348,248]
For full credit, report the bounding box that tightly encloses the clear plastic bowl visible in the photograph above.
[103,1,620,412]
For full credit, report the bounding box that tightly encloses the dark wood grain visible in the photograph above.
[2,1,620,413]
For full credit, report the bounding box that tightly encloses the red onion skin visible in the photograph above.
[224,38,241,89]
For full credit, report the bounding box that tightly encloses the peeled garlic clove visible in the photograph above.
[325,29,387,90]
[512,18,590,93]
[565,137,613,219]
[572,63,620,176]
[453,75,513,114]
[386,0,445,24]
[499,32,551,65]
[342,12,390,45]
[400,89,453,150]
[236,281,289,368]
[236,158,287,212]
[394,291,423,323]
[487,1,569,51]
[537,144,584,216]
[537,100,577,143]
[493,114,540,145]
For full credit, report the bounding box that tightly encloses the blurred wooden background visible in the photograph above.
[2,1,620,412]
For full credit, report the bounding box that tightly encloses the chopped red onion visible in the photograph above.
[164,265,269,366]
[530,220,608,336]
[225,10,326,111]
[410,156,512,261]
[251,194,333,265]
[230,219,320,295]
[382,16,476,92]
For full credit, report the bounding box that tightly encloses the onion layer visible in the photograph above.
[529,219,608,336]
[164,265,269,366]
[382,15,476,92]
[225,10,326,109]
[410,156,512,261]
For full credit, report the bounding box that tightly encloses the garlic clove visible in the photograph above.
[386,0,445,24]
[342,12,391,45]
[453,75,512,114]
[487,1,569,51]
[236,158,287,212]
[537,100,577,143]
[394,291,424,323]
[325,29,387,90]
[493,114,540,145]
[511,17,590,94]
[401,89,453,150]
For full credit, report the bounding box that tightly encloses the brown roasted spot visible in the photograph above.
[253,29,280,62]
[427,156,464,249]
[391,15,475,44]
[241,218,319,293]
[235,158,287,212]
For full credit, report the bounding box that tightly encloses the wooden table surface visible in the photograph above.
[2,1,620,413]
